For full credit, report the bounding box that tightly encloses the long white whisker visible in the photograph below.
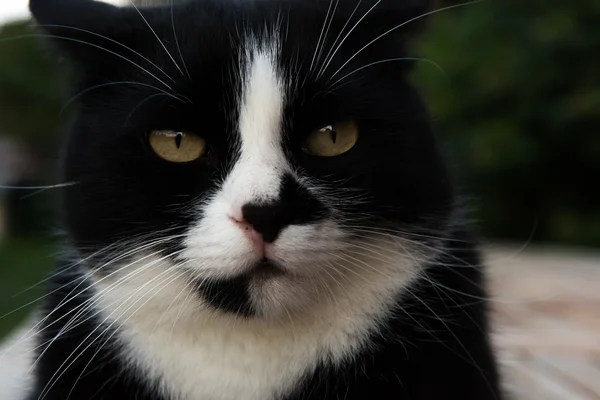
[0,182,78,190]
[128,0,186,78]
[125,92,171,125]
[39,244,186,344]
[317,0,363,79]
[329,0,483,80]
[29,249,179,372]
[329,57,444,87]
[0,33,174,90]
[405,289,497,398]
[170,0,192,80]
[314,0,340,71]
[309,0,335,73]
[61,81,188,113]
[317,0,383,79]
[9,235,185,357]
[39,266,184,400]
[69,267,190,399]
[57,250,185,339]
[34,24,177,83]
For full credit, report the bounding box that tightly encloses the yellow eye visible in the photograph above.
[303,120,359,157]
[149,130,206,163]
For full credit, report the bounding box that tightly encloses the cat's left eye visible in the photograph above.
[149,130,206,163]
[303,120,359,157]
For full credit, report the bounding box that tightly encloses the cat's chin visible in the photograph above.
[247,265,319,318]
[245,262,323,319]
[247,259,287,280]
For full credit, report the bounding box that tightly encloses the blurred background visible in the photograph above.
[0,0,598,396]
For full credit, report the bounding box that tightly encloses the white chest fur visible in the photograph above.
[0,314,37,400]
[93,254,419,400]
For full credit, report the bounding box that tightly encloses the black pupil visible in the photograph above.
[328,126,337,144]
[175,132,183,149]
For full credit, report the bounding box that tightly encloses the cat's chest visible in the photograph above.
[92,255,410,400]
[120,326,320,400]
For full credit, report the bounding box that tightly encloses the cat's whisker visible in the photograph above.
[0,33,174,90]
[128,0,187,79]
[170,0,192,81]
[329,57,444,88]
[55,252,178,340]
[42,257,186,377]
[9,235,186,354]
[61,81,188,114]
[34,24,177,83]
[69,264,193,400]
[314,0,340,71]
[353,236,556,305]
[317,0,383,79]
[39,266,186,400]
[404,288,497,397]
[164,273,199,339]
[54,245,189,336]
[318,261,348,294]
[311,268,341,308]
[28,249,181,371]
[125,92,172,124]
[330,252,394,281]
[12,243,123,298]
[308,0,335,73]
[0,182,78,191]
[343,224,459,243]
[316,0,363,79]
[31,229,180,296]
[329,0,484,80]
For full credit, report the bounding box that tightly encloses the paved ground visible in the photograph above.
[486,245,600,400]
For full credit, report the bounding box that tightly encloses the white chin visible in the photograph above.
[248,272,320,318]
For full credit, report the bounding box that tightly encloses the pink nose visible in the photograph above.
[230,214,266,253]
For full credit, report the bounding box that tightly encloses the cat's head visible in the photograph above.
[31,0,453,318]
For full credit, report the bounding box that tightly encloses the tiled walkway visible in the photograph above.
[486,245,600,400]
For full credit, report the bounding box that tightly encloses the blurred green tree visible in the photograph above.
[0,21,67,236]
[412,0,600,246]
[0,20,67,162]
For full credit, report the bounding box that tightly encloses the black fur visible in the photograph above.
[26,0,503,398]
[28,230,500,400]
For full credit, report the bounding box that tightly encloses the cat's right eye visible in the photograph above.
[149,130,206,163]
[303,120,359,157]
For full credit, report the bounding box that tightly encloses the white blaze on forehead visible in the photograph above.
[220,38,288,209]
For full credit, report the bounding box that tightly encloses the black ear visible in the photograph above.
[29,0,134,72]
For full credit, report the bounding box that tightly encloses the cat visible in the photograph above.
[0,0,503,398]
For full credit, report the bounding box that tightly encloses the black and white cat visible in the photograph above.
[0,0,502,398]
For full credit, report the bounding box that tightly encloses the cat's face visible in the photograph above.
[33,0,453,317]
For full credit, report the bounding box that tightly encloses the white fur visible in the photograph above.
[0,314,37,400]
[96,246,420,400]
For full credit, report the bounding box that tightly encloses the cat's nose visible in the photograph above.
[237,202,292,243]
[230,215,265,249]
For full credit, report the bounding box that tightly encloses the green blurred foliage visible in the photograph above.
[0,21,68,160]
[412,0,600,246]
[0,21,66,236]
[0,238,55,338]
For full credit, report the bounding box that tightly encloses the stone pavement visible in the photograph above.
[485,244,600,400]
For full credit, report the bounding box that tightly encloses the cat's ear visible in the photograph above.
[29,0,134,72]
